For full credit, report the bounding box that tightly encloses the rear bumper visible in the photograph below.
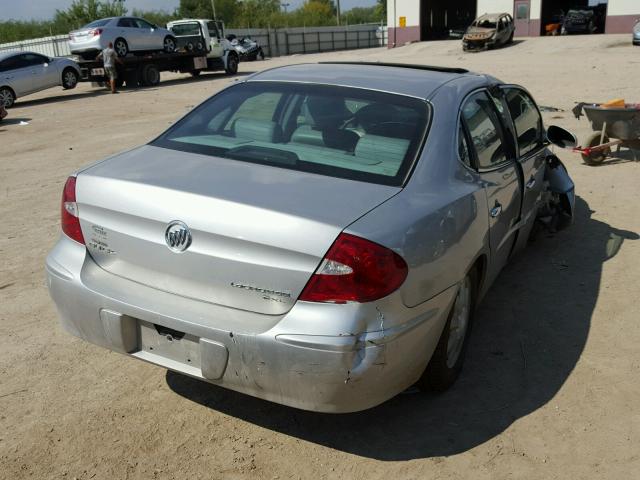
[69,37,103,54]
[46,235,456,413]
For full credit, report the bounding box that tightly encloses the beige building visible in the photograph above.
[387,0,639,47]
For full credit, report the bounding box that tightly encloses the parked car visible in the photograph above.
[69,17,177,59]
[46,62,576,413]
[463,13,515,51]
[633,19,640,45]
[0,51,80,108]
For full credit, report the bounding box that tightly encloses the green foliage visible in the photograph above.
[0,0,387,44]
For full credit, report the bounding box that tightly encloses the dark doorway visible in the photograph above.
[540,0,608,36]
[420,0,476,40]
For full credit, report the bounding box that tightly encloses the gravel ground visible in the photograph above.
[1,34,639,480]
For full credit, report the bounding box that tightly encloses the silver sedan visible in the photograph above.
[69,17,177,59]
[0,51,80,107]
[46,63,577,413]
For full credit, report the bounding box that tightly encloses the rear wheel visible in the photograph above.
[0,87,16,108]
[114,38,128,57]
[141,64,160,86]
[225,53,239,75]
[582,132,610,165]
[62,68,79,89]
[163,36,176,53]
[417,269,476,391]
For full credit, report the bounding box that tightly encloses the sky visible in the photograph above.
[5,0,378,21]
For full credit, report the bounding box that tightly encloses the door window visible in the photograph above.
[458,123,472,168]
[207,22,220,39]
[22,53,48,66]
[134,18,155,29]
[461,91,508,169]
[516,4,529,20]
[503,88,543,156]
[117,18,136,28]
[0,56,23,72]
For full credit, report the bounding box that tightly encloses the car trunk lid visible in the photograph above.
[76,145,400,315]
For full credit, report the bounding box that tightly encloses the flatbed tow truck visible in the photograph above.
[75,19,239,88]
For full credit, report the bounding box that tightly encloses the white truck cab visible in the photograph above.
[166,19,230,59]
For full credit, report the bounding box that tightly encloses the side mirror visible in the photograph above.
[546,125,577,149]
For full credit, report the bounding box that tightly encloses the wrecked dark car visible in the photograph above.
[463,13,515,51]
[562,8,604,34]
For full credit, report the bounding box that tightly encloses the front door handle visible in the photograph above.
[526,177,536,190]
[490,202,502,218]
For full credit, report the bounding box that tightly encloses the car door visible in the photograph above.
[133,18,158,50]
[117,17,138,50]
[207,21,224,58]
[22,53,57,91]
[501,86,547,252]
[1,54,35,95]
[461,90,521,281]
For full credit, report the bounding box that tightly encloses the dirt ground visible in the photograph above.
[1,34,639,480]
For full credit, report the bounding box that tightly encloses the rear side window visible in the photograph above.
[83,19,111,28]
[152,82,430,186]
[461,91,507,169]
[503,88,543,156]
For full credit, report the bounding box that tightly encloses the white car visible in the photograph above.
[0,51,80,107]
[69,17,177,59]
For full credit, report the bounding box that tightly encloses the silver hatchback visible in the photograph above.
[69,17,176,59]
[46,63,576,413]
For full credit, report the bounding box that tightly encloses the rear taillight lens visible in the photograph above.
[90,28,103,37]
[299,233,408,304]
[61,176,85,245]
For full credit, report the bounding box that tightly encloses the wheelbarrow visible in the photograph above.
[572,103,640,165]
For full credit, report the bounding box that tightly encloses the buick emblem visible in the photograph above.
[165,221,192,252]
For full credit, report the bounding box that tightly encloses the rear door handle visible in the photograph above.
[526,177,536,190]
[490,202,502,218]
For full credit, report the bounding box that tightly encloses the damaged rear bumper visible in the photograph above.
[46,236,456,413]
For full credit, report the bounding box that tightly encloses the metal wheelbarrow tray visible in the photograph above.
[572,103,640,165]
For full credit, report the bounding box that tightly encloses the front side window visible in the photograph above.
[207,22,220,38]
[461,91,508,169]
[503,88,543,156]
[22,53,48,66]
[134,18,154,29]
[152,82,430,186]
[458,123,472,168]
[0,56,21,72]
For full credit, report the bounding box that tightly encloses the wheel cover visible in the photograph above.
[446,276,471,368]
[165,38,175,51]
[64,71,77,87]
[115,40,127,56]
[0,89,13,107]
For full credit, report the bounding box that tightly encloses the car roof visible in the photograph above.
[245,62,485,100]
[476,13,510,21]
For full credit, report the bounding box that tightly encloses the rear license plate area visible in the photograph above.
[139,320,201,368]
[91,68,105,76]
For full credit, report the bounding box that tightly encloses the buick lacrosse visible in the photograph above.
[46,62,576,412]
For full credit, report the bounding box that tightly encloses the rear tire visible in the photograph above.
[163,36,176,53]
[582,132,610,165]
[114,38,128,57]
[225,53,239,75]
[417,269,477,392]
[62,68,79,89]
[0,87,16,108]
[141,64,160,86]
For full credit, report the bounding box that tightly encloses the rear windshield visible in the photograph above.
[169,23,201,36]
[152,82,430,186]
[83,19,111,28]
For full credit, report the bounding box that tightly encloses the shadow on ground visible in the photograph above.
[167,196,637,460]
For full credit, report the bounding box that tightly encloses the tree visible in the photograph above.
[54,0,127,31]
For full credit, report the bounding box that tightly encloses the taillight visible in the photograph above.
[61,176,85,245]
[90,28,103,37]
[299,233,408,304]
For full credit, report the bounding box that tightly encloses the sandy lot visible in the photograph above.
[1,34,639,479]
